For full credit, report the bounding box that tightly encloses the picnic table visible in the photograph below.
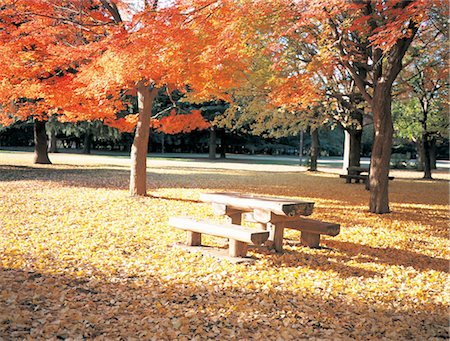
[199,192,339,252]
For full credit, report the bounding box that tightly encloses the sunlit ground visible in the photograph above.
[0,151,448,339]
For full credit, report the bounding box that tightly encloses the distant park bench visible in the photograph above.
[340,166,394,190]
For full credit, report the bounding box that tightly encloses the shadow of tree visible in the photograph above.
[1,267,447,340]
[322,240,449,273]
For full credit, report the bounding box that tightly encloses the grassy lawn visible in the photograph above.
[0,151,448,339]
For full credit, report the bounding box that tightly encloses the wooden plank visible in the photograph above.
[200,192,314,217]
[280,218,340,236]
[169,217,269,245]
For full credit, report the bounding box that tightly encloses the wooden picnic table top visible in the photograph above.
[200,192,315,217]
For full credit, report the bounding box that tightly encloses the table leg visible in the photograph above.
[229,240,248,257]
[226,210,242,225]
[187,231,201,246]
[271,224,284,253]
[300,232,320,248]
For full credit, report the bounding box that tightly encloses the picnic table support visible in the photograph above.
[301,232,321,247]
[187,231,201,246]
[229,240,248,257]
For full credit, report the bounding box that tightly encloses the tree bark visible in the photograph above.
[208,127,217,159]
[415,139,424,171]
[33,119,52,164]
[309,128,319,171]
[48,128,58,153]
[219,128,226,159]
[349,129,362,168]
[430,137,436,169]
[83,131,92,154]
[299,130,304,166]
[421,132,432,179]
[130,85,158,196]
[369,85,393,214]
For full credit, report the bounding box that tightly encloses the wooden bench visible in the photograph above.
[243,212,340,247]
[340,168,394,190]
[169,217,270,257]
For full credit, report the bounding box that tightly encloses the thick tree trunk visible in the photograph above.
[421,132,432,179]
[430,138,436,169]
[349,129,363,168]
[33,119,52,164]
[130,85,158,196]
[48,128,58,153]
[415,139,424,171]
[208,127,217,159]
[309,128,319,171]
[83,131,92,154]
[369,86,393,214]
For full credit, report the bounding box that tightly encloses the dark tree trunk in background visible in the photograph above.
[349,129,362,168]
[298,130,304,166]
[48,128,58,153]
[83,131,92,154]
[348,111,363,168]
[130,84,159,196]
[419,100,432,179]
[415,139,424,171]
[421,132,432,179]
[33,119,52,164]
[209,127,217,159]
[430,138,436,169]
[219,129,226,159]
[309,128,319,171]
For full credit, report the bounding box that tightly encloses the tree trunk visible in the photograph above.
[130,85,158,196]
[421,132,432,179]
[83,131,92,154]
[48,128,58,153]
[299,130,304,166]
[33,119,52,164]
[309,128,319,171]
[209,127,217,159]
[219,129,226,159]
[349,129,362,168]
[415,139,424,171]
[430,137,436,169]
[369,86,393,214]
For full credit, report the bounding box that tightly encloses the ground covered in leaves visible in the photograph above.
[0,152,448,340]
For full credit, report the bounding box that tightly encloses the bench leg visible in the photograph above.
[301,232,320,248]
[187,231,202,246]
[229,240,248,257]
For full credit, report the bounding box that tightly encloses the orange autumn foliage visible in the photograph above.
[157,110,210,135]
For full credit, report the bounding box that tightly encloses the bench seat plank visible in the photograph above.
[169,217,269,246]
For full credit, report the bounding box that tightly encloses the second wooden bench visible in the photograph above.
[169,217,269,257]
